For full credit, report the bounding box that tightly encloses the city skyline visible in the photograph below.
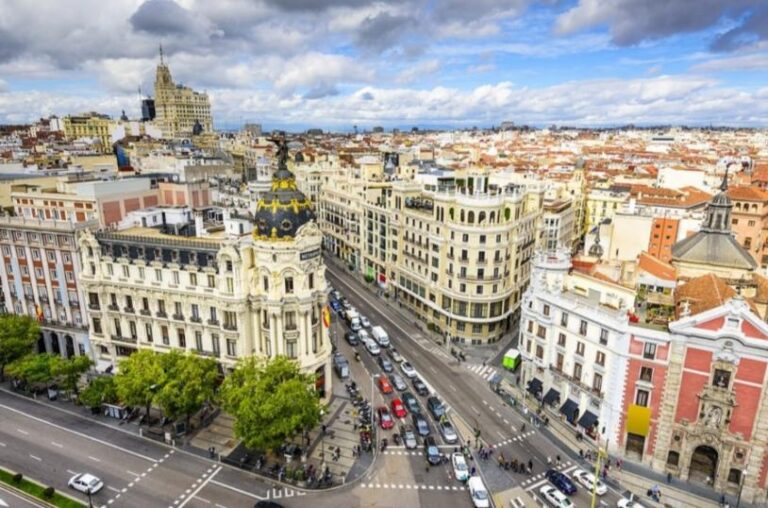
[0,0,767,129]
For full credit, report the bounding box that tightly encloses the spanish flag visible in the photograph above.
[36,305,44,322]
[322,306,331,328]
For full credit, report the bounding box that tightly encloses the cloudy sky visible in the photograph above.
[0,0,767,129]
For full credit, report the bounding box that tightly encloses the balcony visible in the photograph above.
[195,350,219,358]
[107,304,119,311]
[69,299,79,306]
[111,334,137,344]
[190,316,202,323]
[223,323,237,332]
[207,319,219,326]
[88,303,100,311]
[140,309,151,316]
[40,295,49,302]
[123,307,135,314]
[172,314,185,321]
[156,310,167,318]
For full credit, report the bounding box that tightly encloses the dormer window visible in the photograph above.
[726,317,740,329]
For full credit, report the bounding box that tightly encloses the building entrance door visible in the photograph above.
[689,445,718,484]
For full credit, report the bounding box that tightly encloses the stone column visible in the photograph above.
[650,339,686,472]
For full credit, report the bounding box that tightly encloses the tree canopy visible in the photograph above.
[114,349,166,424]
[6,353,58,390]
[79,375,118,409]
[52,355,93,395]
[154,351,218,425]
[0,315,39,380]
[220,356,324,452]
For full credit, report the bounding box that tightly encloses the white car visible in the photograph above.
[540,485,574,508]
[360,316,371,328]
[358,329,371,342]
[617,499,646,508]
[364,338,381,355]
[68,473,104,494]
[451,452,469,482]
[572,469,607,495]
[468,476,490,508]
[400,361,417,378]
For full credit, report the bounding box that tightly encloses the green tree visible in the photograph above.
[79,376,118,409]
[220,356,324,452]
[0,315,40,381]
[6,353,58,391]
[155,352,218,430]
[114,350,165,426]
[52,355,93,396]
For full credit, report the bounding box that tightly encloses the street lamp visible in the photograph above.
[736,471,747,508]
[86,488,93,508]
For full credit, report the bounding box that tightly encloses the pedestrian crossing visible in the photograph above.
[382,450,424,456]
[466,363,498,381]
[359,482,465,491]
[521,463,578,492]
[491,430,536,448]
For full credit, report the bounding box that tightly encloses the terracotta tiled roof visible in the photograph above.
[675,273,736,318]
[752,273,768,304]
[638,252,676,281]
[726,185,768,202]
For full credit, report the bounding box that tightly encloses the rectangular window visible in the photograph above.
[535,344,543,360]
[209,307,218,323]
[263,276,269,291]
[208,274,215,287]
[161,326,169,345]
[226,277,234,293]
[172,271,180,285]
[155,268,162,282]
[561,312,568,326]
[543,304,550,316]
[576,341,585,356]
[536,325,546,339]
[573,362,582,381]
[195,331,203,351]
[107,264,113,276]
[599,328,608,345]
[92,318,102,334]
[226,339,237,356]
[527,320,534,333]
[556,353,564,370]
[142,297,149,311]
[174,301,183,318]
[122,265,129,278]
[212,334,220,357]
[191,304,199,319]
[558,333,566,347]
[640,366,653,382]
[286,340,297,359]
[593,373,603,392]
[177,329,186,348]
[189,272,197,286]
[285,277,294,294]
[223,311,237,331]
[138,267,145,280]
[113,318,122,337]
[145,323,153,342]
[308,273,314,290]
[596,351,605,366]
[579,320,588,336]
[285,311,297,330]
[643,342,657,360]
[129,321,137,339]
[635,389,650,407]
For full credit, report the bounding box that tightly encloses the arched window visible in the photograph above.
[490,211,496,223]
[504,207,511,221]
[460,210,465,222]
[479,211,486,224]
[468,211,475,224]
[449,208,454,221]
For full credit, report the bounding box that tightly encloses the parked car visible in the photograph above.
[378,357,394,373]
[451,452,469,482]
[539,485,574,508]
[345,331,359,346]
[360,315,371,328]
[401,425,418,449]
[364,338,381,356]
[439,421,458,443]
[546,469,577,495]
[427,396,445,420]
[412,413,430,436]
[412,376,429,396]
[389,373,407,391]
[423,436,442,465]
[391,398,407,418]
[68,473,104,494]
[377,406,394,429]
[330,300,342,313]
[331,290,341,301]
[402,392,421,414]
[572,469,607,496]
[400,361,417,378]
[377,376,393,394]
[468,476,490,508]
[387,348,404,363]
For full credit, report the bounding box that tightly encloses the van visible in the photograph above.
[502,348,521,371]
[371,326,390,347]
[333,354,349,379]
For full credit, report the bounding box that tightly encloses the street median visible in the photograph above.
[0,467,85,507]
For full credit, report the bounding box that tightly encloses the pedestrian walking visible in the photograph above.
[546,456,552,466]
[667,472,672,484]
[471,466,476,476]
[556,454,561,467]
[579,449,584,460]
[528,459,533,473]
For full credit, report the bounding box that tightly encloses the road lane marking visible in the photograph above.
[16,429,28,435]
[66,469,77,475]
[195,497,211,504]
[470,406,479,413]
[215,505,227,508]
[29,454,42,461]
[88,456,101,462]
[448,384,456,391]
[0,404,158,463]
[429,366,437,374]
[0,442,5,447]
[127,470,140,477]
[178,466,222,508]
[51,441,63,448]
[107,486,121,493]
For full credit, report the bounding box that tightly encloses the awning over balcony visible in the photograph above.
[626,404,652,437]
[527,377,543,396]
[577,410,599,430]
[543,388,560,406]
[560,399,579,423]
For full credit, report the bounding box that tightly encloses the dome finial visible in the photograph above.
[720,165,729,192]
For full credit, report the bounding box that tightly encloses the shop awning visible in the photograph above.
[560,399,579,419]
[577,410,599,429]
[543,388,560,405]
[527,378,543,395]
[626,404,652,437]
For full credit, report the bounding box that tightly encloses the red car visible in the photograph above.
[377,406,394,429]
[391,398,407,418]
[378,377,393,394]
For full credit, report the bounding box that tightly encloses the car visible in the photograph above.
[358,329,371,342]
[401,425,418,449]
[412,376,429,396]
[424,436,442,465]
[546,469,578,495]
[400,361,417,378]
[365,338,381,355]
[331,290,341,301]
[572,469,607,496]
[68,473,104,494]
[388,348,404,363]
[467,476,490,508]
[427,396,446,420]
[391,398,407,418]
[378,357,394,373]
[345,331,359,346]
[451,452,469,482]
[360,316,371,328]
[412,413,430,436]
[330,300,342,313]
[539,485,574,508]
[617,501,647,508]
[439,421,458,443]
[377,376,393,394]
[389,373,407,391]
[377,406,394,429]
[341,300,352,312]
[402,392,421,414]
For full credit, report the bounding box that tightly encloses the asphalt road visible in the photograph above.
[326,262,627,508]
[0,484,43,508]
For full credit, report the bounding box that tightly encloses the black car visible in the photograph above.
[345,331,359,346]
[412,413,430,437]
[378,357,394,373]
[546,469,578,495]
[402,391,421,414]
[423,436,441,465]
[426,396,445,420]
[412,376,429,396]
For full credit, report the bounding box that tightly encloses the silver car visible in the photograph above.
[400,361,417,378]
[360,316,371,328]
[389,373,407,391]
[439,421,458,443]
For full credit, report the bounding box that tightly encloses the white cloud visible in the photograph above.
[395,59,442,84]
[692,53,768,72]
